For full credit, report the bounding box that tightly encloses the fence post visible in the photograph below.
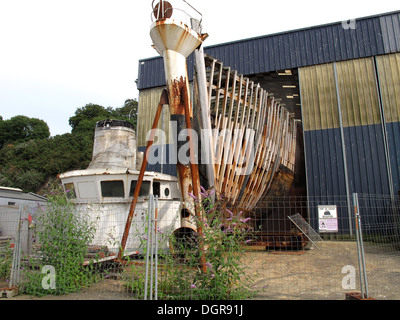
[150,195,155,300]
[353,193,369,298]
[144,194,154,300]
[144,194,158,300]
[154,195,158,300]
[9,204,23,289]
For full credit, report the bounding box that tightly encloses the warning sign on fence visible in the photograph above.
[318,205,338,233]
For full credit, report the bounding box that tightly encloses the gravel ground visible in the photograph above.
[4,241,400,300]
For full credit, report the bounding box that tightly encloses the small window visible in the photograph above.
[64,183,76,199]
[164,187,170,197]
[101,180,125,198]
[78,181,98,199]
[8,202,16,206]
[153,182,160,197]
[129,180,151,197]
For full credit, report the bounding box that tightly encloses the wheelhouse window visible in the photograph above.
[64,183,76,199]
[101,180,125,198]
[129,180,151,197]
[153,182,160,197]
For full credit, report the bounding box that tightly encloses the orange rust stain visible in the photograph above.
[177,163,191,180]
[167,76,187,115]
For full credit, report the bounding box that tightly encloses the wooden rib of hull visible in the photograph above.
[195,54,297,212]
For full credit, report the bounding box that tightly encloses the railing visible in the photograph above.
[151,0,203,27]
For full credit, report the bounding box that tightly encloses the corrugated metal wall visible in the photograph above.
[137,87,177,176]
[299,54,400,231]
[335,58,390,195]
[136,11,400,230]
[375,53,400,194]
[137,87,171,147]
[299,63,347,199]
[137,11,400,91]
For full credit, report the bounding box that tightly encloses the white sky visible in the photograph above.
[0,0,398,136]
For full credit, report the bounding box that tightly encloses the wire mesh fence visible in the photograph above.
[1,193,399,300]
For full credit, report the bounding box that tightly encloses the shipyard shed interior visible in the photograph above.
[136,10,400,236]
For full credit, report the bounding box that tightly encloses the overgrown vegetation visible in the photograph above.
[0,239,13,281]
[0,99,137,193]
[126,189,256,300]
[21,187,100,296]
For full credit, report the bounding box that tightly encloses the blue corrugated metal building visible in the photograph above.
[138,11,400,89]
[137,11,400,232]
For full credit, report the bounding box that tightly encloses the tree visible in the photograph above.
[69,100,138,136]
[0,115,50,147]
[0,99,138,193]
[0,133,93,193]
[69,104,112,134]
[113,99,138,129]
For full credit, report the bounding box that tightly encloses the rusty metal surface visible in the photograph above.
[150,19,207,58]
[244,233,309,250]
[165,72,197,225]
[153,0,173,20]
[150,2,207,218]
[345,292,377,300]
[150,1,208,270]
